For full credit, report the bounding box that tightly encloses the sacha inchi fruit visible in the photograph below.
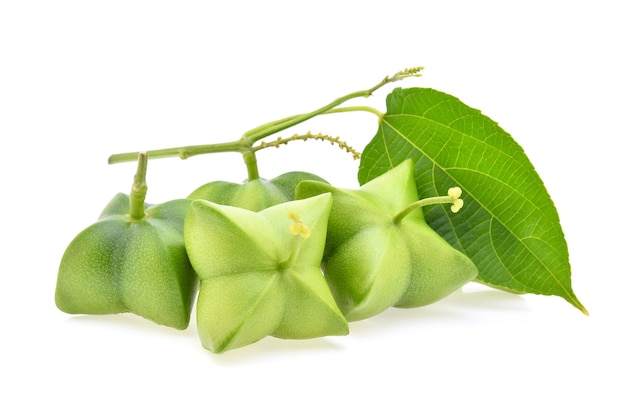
[55,152,197,330]
[296,159,478,321]
[188,171,328,211]
[184,193,348,353]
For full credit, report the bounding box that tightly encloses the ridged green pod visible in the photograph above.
[296,159,478,321]
[184,193,348,353]
[188,171,328,211]
[56,153,197,330]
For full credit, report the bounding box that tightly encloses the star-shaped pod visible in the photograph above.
[296,159,478,322]
[184,193,348,353]
[188,171,328,212]
[55,153,197,330]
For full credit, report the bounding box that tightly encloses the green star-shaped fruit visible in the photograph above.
[188,171,328,211]
[296,159,478,321]
[184,193,348,353]
[55,153,197,329]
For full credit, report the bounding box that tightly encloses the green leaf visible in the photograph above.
[358,87,586,314]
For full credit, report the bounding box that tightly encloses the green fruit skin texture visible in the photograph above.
[55,193,198,330]
[296,159,478,321]
[184,193,348,353]
[187,171,328,211]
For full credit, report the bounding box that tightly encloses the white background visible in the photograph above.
[2,1,624,415]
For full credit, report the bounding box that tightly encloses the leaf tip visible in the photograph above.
[579,304,590,316]
[569,295,589,316]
